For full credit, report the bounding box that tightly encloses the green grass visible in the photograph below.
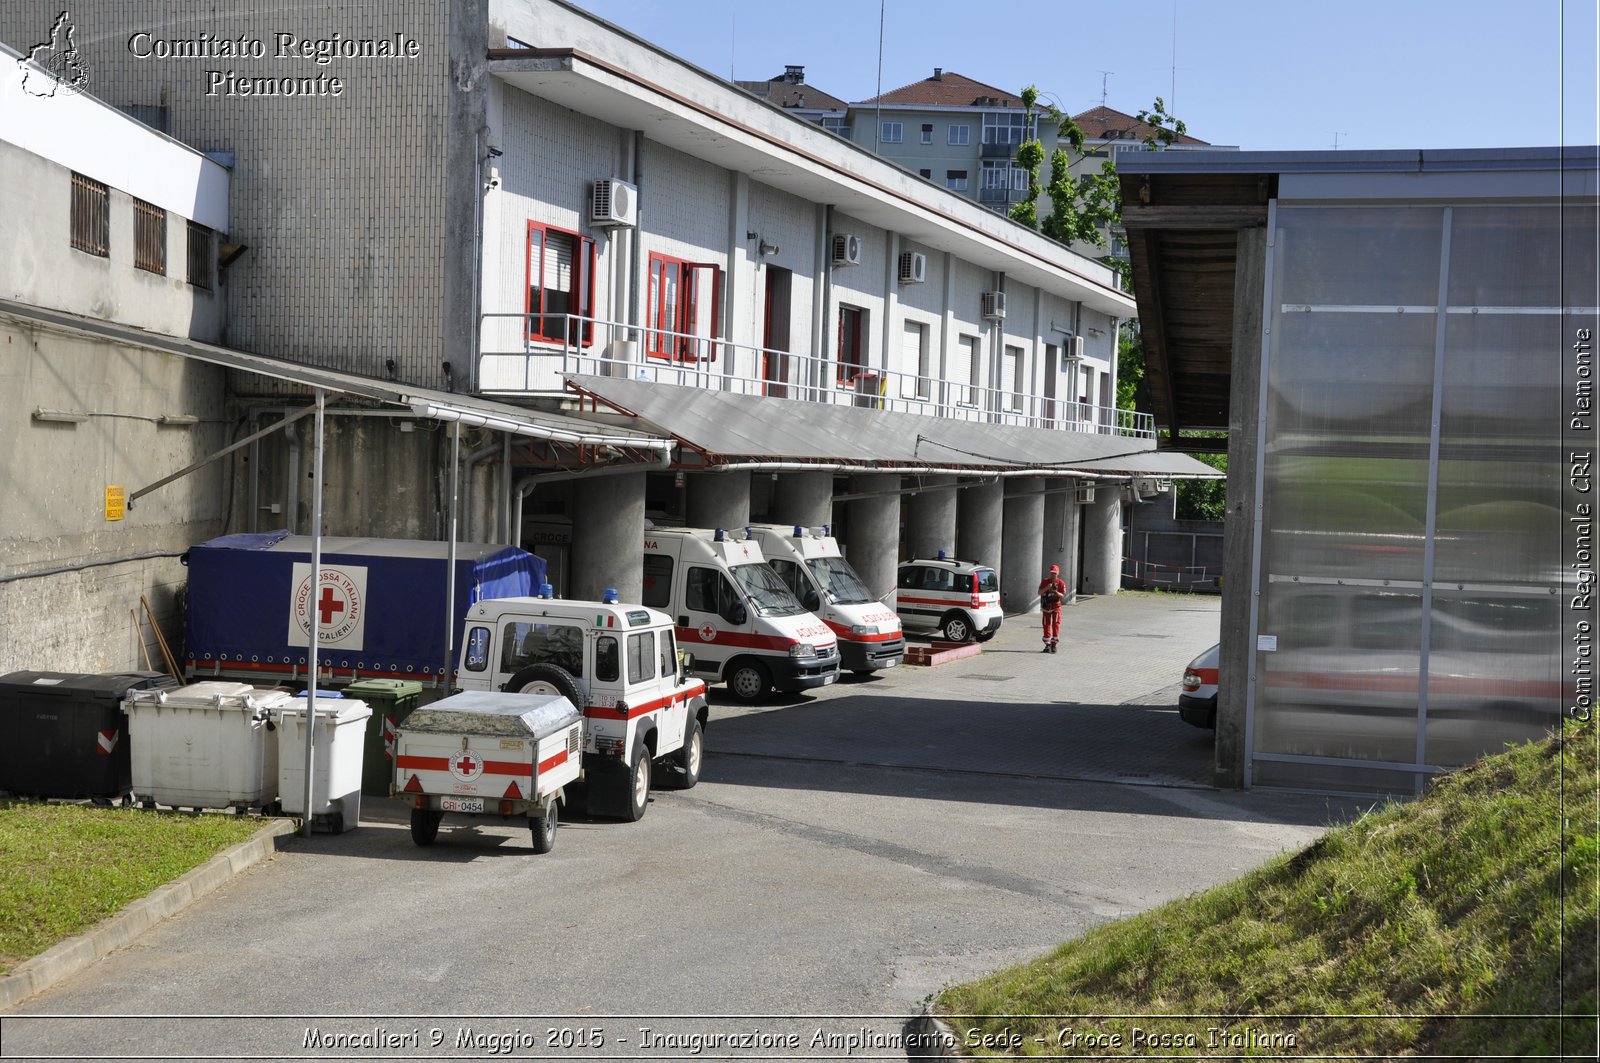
[939,721,1598,1058]
[0,804,266,975]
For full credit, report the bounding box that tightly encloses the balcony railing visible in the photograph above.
[479,313,1154,439]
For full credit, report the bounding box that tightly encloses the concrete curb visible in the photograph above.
[909,1007,962,1059]
[0,818,296,1011]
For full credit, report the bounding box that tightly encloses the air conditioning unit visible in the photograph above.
[1067,335,1085,362]
[831,233,862,267]
[590,178,638,227]
[981,290,1007,320]
[1074,483,1096,505]
[898,251,927,284]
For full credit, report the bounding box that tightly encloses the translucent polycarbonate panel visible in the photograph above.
[1251,758,1420,797]
[1432,314,1566,586]
[1262,312,1439,582]
[1255,205,1444,769]
[1424,591,1564,766]
[1275,206,1444,308]
[1447,205,1598,308]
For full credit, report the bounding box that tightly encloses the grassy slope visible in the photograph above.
[0,804,265,975]
[940,722,1598,1058]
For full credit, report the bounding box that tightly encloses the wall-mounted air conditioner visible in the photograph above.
[1067,335,1085,362]
[1075,483,1096,505]
[831,233,862,266]
[898,251,927,284]
[590,178,638,227]
[981,290,1007,320]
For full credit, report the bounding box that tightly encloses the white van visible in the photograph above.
[452,593,708,821]
[747,524,904,675]
[642,527,840,703]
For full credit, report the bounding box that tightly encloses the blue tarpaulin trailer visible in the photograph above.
[183,532,545,688]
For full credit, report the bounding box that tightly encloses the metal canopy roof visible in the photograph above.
[566,374,1220,479]
[1117,146,1600,436]
[1,297,673,453]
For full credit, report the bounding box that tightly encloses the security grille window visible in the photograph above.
[946,170,968,191]
[526,221,596,346]
[133,198,166,274]
[920,123,933,144]
[880,121,903,143]
[982,111,1026,146]
[186,221,214,290]
[70,173,109,257]
[948,124,970,145]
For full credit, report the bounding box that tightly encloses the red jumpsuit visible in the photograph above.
[1039,576,1066,650]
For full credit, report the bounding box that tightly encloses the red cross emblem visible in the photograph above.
[318,586,346,625]
[448,750,484,781]
[698,623,716,642]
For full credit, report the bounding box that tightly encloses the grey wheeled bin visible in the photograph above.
[124,682,291,810]
[277,695,372,832]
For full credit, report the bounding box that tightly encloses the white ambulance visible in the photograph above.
[747,524,904,675]
[642,527,841,703]
[449,591,708,822]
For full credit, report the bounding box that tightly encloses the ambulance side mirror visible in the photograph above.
[678,652,695,680]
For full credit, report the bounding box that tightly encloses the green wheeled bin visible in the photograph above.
[344,678,424,797]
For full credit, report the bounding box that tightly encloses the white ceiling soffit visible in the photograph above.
[490,55,1136,318]
[566,375,1221,478]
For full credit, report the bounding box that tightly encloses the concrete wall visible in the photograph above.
[0,316,227,673]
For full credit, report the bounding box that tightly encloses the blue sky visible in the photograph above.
[571,0,1598,151]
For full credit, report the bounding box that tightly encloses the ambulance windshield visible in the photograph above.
[805,557,871,604]
[731,563,806,617]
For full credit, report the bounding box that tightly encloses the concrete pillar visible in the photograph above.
[1001,478,1045,614]
[956,479,1003,570]
[1080,486,1122,597]
[1041,483,1073,600]
[770,471,834,528]
[905,475,958,560]
[844,473,900,601]
[570,471,646,602]
[687,470,752,529]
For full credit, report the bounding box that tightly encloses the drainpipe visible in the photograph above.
[501,432,513,545]
[285,420,300,534]
[248,410,261,533]
[812,205,832,401]
[461,438,501,541]
[629,131,645,335]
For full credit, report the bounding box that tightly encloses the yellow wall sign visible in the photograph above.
[105,486,126,522]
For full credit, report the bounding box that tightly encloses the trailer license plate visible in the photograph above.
[441,797,483,813]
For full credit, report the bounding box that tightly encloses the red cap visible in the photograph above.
[1049,565,1060,574]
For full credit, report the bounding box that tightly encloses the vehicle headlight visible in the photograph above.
[789,642,816,659]
[849,624,879,637]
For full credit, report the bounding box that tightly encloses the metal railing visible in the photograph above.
[479,312,1155,438]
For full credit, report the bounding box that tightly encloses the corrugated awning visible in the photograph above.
[565,374,1221,479]
[1,297,673,452]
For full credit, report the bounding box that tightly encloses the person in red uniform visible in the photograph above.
[1038,564,1067,653]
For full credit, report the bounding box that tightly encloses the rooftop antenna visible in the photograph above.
[874,0,886,151]
[1170,0,1177,111]
[1098,70,1114,107]
[729,11,735,81]
[1333,132,1347,150]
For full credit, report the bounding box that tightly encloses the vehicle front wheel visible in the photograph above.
[530,800,558,854]
[409,807,443,846]
[942,613,974,643]
[726,660,772,704]
[670,720,703,789]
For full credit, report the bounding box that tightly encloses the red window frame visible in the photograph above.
[526,221,596,347]
[647,252,722,362]
[836,305,866,384]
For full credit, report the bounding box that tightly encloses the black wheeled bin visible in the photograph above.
[0,671,177,800]
[344,678,424,797]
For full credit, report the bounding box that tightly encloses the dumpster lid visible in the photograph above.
[128,682,294,712]
[278,699,373,723]
[403,691,580,740]
[0,671,174,700]
[342,678,425,698]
